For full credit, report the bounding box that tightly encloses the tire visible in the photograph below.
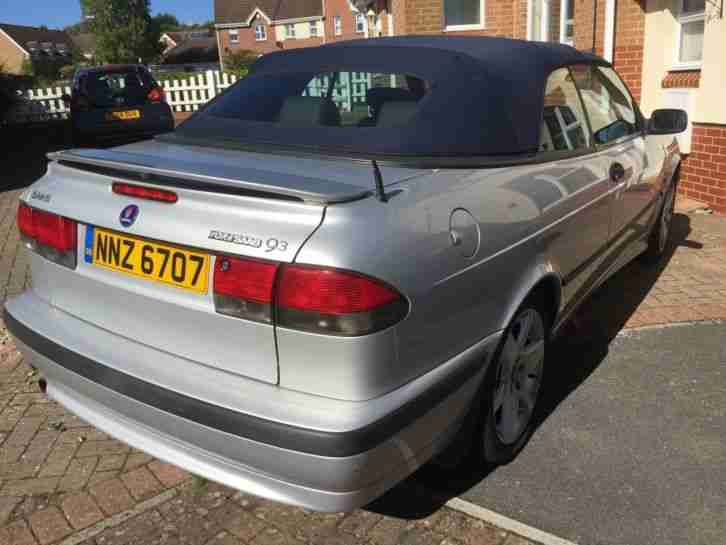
[476,296,550,464]
[641,179,677,264]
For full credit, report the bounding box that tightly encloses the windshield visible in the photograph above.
[205,70,429,129]
[81,68,154,108]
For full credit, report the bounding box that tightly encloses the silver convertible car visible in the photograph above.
[6,37,686,512]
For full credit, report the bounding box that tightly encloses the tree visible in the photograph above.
[83,0,162,64]
[153,13,180,33]
[224,50,257,78]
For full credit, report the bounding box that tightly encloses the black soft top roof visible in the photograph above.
[176,36,609,159]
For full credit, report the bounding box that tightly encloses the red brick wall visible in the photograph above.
[218,25,281,60]
[573,0,605,56]
[325,0,365,42]
[402,0,523,37]
[611,0,645,102]
[680,124,726,214]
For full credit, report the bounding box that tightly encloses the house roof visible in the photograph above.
[164,30,213,45]
[214,0,323,25]
[0,23,73,53]
[178,36,610,161]
[162,37,219,65]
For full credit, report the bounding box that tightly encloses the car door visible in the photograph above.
[535,67,613,309]
[570,64,649,257]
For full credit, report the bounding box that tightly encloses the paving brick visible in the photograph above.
[76,440,130,458]
[253,525,308,545]
[367,517,412,545]
[38,443,78,478]
[0,445,26,464]
[211,503,265,542]
[29,506,73,544]
[96,454,126,473]
[0,495,22,525]
[22,430,59,465]
[147,461,190,487]
[0,461,39,480]
[61,492,105,529]
[431,510,508,545]
[0,406,26,432]
[10,395,48,407]
[339,510,384,538]
[57,457,98,492]
[95,509,164,545]
[87,470,120,488]
[89,478,135,515]
[0,476,59,497]
[122,452,154,471]
[503,535,538,545]
[3,416,43,447]
[120,466,163,500]
[205,532,245,545]
[0,519,37,545]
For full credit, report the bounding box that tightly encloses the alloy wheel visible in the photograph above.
[492,309,545,445]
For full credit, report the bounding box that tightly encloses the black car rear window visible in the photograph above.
[205,70,429,129]
[82,69,154,107]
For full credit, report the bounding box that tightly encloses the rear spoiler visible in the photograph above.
[47,148,372,204]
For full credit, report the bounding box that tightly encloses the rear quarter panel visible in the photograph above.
[284,156,612,400]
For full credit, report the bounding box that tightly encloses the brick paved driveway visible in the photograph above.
[1,149,725,545]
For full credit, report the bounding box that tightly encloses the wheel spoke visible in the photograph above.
[520,340,545,373]
[515,312,533,350]
[499,390,521,442]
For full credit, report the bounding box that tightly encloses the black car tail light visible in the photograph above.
[147,86,166,103]
[17,203,77,269]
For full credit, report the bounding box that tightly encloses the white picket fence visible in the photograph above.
[16,70,239,123]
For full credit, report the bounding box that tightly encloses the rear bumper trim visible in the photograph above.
[4,307,485,458]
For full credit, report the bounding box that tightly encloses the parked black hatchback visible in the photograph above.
[63,65,174,145]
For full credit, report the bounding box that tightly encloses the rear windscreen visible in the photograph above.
[82,69,154,107]
[205,71,429,129]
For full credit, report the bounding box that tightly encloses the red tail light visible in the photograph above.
[277,266,399,315]
[147,86,165,103]
[17,203,77,269]
[212,254,407,335]
[113,182,178,203]
[213,256,279,323]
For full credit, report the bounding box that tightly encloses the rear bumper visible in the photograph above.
[4,292,500,511]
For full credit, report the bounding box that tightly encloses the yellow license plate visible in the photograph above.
[108,110,141,120]
[86,227,210,294]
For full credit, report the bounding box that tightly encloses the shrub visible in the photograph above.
[224,50,257,78]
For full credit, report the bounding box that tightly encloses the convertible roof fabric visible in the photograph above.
[179,36,609,158]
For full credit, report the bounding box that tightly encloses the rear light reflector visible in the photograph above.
[147,86,166,103]
[213,256,279,323]
[112,182,178,203]
[17,203,77,269]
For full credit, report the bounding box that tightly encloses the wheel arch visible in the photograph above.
[502,267,563,337]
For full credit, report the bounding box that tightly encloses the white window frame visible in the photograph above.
[355,13,366,33]
[558,0,574,45]
[255,24,267,41]
[309,21,319,37]
[334,15,342,36]
[674,0,706,70]
[443,0,486,31]
[285,23,296,39]
[229,29,239,44]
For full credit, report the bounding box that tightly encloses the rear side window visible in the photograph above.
[205,71,429,129]
[539,67,590,153]
[570,65,638,146]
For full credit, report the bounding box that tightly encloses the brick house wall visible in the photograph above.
[611,0,645,102]
[325,0,366,42]
[0,32,27,74]
[679,125,726,213]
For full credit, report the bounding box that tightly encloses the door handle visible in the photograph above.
[610,162,626,183]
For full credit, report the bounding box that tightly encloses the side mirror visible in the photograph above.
[648,108,688,135]
[61,94,72,105]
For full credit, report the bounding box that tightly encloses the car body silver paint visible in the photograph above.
[8,294,500,512]
[9,122,680,509]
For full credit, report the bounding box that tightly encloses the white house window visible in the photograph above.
[677,0,705,68]
[286,24,296,39]
[560,0,575,44]
[355,13,366,33]
[229,29,239,44]
[255,24,266,41]
[310,21,319,37]
[334,15,342,35]
[444,0,485,30]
